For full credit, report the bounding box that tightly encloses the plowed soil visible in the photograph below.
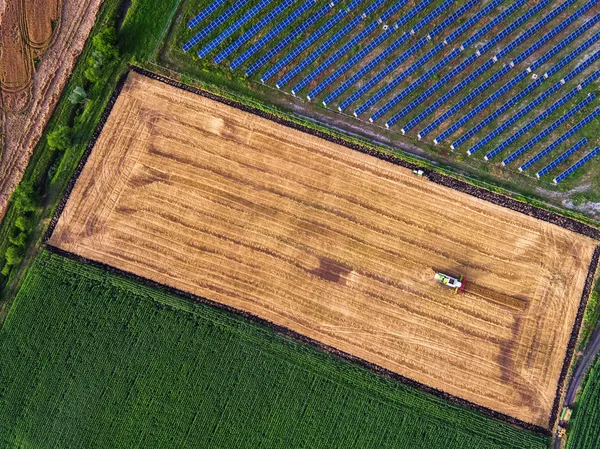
[0,0,103,222]
[50,72,599,428]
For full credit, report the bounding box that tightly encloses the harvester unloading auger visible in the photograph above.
[433,270,527,311]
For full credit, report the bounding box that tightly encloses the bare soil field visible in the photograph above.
[50,72,599,428]
[0,0,103,221]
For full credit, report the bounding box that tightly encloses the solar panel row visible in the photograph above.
[468,67,600,155]
[475,0,550,60]
[554,145,600,184]
[450,35,600,152]
[245,0,333,75]
[348,0,507,115]
[544,30,600,79]
[322,0,455,105]
[482,86,580,160]
[466,82,563,155]
[188,0,226,29]
[261,0,360,82]
[343,37,429,113]
[419,64,511,139]
[493,0,577,62]
[278,0,383,89]
[501,94,595,166]
[215,0,295,63]
[293,0,410,95]
[198,0,273,59]
[460,0,527,51]
[511,0,596,67]
[378,0,541,124]
[444,0,506,46]
[388,52,481,129]
[231,0,317,70]
[536,138,587,178]
[370,48,461,122]
[528,13,600,72]
[520,101,598,172]
[405,59,497,135]
[183,0,250,52]
[447,77,544,148]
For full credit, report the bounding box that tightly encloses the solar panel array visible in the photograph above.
[519,106,599,172]
[245,0,333,75]
[501,94,595,166]
[181,0,600,185]
[554,146,600,184]
[537,138,587,178]
[215,0,295,63]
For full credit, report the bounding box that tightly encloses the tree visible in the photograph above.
[15,215,32,232]
[92,27,119,61]
[84,66,101,83]
[10,182,37,213]
[4,246,23,266]
[1,264,10,277]
[47,125,72,151]
[68,86,88,105]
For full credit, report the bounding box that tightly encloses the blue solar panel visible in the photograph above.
[445,76,544,148]
[466,82,563,155]
[510,1,596,67]
[231,0,317,71]
[460,0,527,50]
[528,13,600,72]
[369,48,461,122]
[341,37,429,113]
[554,145,600,184]
[473,0,550,58]
[493,0,578,63]
[198,0,273,59]
[537,138,587,178]
[501,94,595,166]
[520,102,597,172]
[387,53,480,129]
[419,64,511,139]
[276,0,385,89]
[245,0,334,75]
[444,0,505,46]
[183,0,251,52]
[294,0,410,96]
[261,2,355,82]
[215,0,295,64]
[313,25,398,101]
[543,30,600,79]
[188,0,227,29]
[482,86,581,160]
[325,0,480,107]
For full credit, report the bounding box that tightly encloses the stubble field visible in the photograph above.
[50,72,599,428]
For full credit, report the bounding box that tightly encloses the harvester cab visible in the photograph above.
[434,272,465,294]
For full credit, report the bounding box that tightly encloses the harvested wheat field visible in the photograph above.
[0,0,102,221]
[51,72,599,428]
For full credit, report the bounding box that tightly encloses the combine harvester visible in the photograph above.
[434,270,527,311]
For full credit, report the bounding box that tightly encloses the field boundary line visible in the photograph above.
[43,67,600,434]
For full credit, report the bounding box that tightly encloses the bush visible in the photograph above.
[15,216,32,232]
[4,246,24,267]
[47,126,73,152]
[8,232,28,247]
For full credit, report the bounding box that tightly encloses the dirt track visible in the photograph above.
[50,72,599,428]
[0,0,103,222]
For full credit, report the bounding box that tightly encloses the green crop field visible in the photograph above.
[0,251,549,449]
[566,356,600,449]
